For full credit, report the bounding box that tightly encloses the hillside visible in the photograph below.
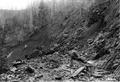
[0,0,120,81]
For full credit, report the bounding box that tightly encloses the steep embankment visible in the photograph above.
[5,1,91,62]
[7,26,52,62]
[0,0,120,81]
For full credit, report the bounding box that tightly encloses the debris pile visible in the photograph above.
[0,0,120,81]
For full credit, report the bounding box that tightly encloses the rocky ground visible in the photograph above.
[0,0,120,81]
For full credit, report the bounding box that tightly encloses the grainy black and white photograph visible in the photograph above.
[0,0,120,81]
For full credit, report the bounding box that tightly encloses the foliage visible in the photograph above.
[33,1,51,29]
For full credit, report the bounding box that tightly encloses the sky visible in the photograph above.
[0,0,38,10]
[0,0,94,10]
[0,0,62,10]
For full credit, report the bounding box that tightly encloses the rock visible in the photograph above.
[55,77,62,80]
[71,66,85,77]
[25,55,30,60]
[94,40,106,52]
[68,50,79,57]
[35,74,43,80]
[87,39,94,44]
[87,60,96,65]
[28,77,35,82]
[12,60,26,68]
[63,34,69,38]
[45,49,55,55]
[44,60,59,69]
[10,67,17,72]
[36,46,43,50]
[25,67,34,74]
[53,44,59,47]
[69,50,87,64]
[92,48,110,60]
